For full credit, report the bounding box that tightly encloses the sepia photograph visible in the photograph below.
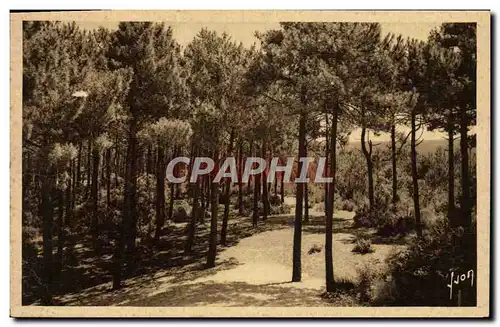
[10,10,491,318]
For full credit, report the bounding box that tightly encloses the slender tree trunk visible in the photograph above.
[124,118,138,264]
[221,131,234,246]
[54,188,64,276]
[76,141,82,190]
[106,148,111,209]
[391,123,398,205]
[86,139,92,195]
[186,147,199,253]
[154,143,166,240]
[325,107,338,292]
[91,147,100,252]
[252,144,260,227]
[459,112,471,230]
[280,172,285,203]
[448,124,456,224]
[199,175,206,224]
[237,141,244,215]
[324,111,330,216]
[304,183,309,222]
[292,113,306,282]
[248,141,253,192]
[261,138,269,221]
[273,176,278,197]
[411,112,422,237]
[146,145,153,175]
[303,147,309,223]
[41,156,54,304]
[206,150,219,268]
[361,126,374,209]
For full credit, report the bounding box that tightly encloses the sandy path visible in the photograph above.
[58,197,402,307]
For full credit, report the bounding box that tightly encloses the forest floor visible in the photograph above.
[53,197,405,307]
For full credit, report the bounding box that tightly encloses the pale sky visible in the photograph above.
[77,21,448,142]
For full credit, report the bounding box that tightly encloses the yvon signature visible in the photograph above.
[447,270,474,300]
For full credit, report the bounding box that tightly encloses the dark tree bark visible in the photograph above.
[206,151,219,268]
[86,139,92,196]
[303,147,309,223]
[106,148,111,209]
[252,144,260,227]
[124,118,138,263]
[76,141,82,190]
[324,111,330,217]
[391,123,398,205]
[221,131,234,246]
[280,172,285,203]
[292,113,306,283]
[459,112,471,230]
[185,147,200,253]
[91,147,100,252]
[273,175,278,197]
[304,183,309,222]
[154,143,166,241]
[41,158,54,305]
[325,107,338,293]
[261,138,270,221]
[199,175,206,224]
[411,112,422,237]
[447,123,456,224]
[237,140,244,215]
[54,188,64,276]
[361,126,375,209]
[146,145,153,175]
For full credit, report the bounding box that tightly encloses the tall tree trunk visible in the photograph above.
[146,145,153,175]
[361,126,374,209]
[325,107,338,293]
[459,112,471,230]
[391,123,398,205]
[168,183,175,219]
[186,147,200,253]
[124,118,138,264]
[411,112,422,237]
[154,143,166,241]
[54,188,64,277]
[447,123,456,224]
[206,150,219,268]
[324,111,330,216]
[248,141,253,192]
[106,148,111,209]
[252,144,260,227]
[86,139,92,196]
[91,147,100,252]
[261,138,270,221]
[280,172,285,203]
[273,175,278,197]
[237,141,244,215]
[304,183,309,222]
[41,156,54,304]
[292,113,306,282]
[199,175,206,224]
[303,147,309,223]
[76,141,82,190]
[221,131,234,246]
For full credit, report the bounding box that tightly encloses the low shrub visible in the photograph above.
[383,220,477,306]
[308,244,322,255]
[352,238,374,254]
[269,194,282,206]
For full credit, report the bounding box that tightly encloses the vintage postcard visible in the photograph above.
[10,10,491,318]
